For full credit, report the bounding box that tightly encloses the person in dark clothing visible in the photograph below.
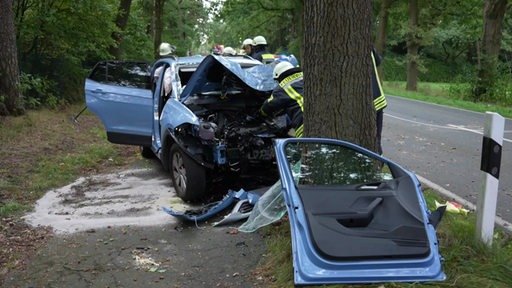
[260,61,304,137]
[251,36,275,64]
[371,48,387,155]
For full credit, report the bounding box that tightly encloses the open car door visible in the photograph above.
[85,61,152,146]
[273,138,445,285]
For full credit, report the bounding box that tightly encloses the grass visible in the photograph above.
[0,105,139,213]
[257,82,512,287]
[384,81,512,118]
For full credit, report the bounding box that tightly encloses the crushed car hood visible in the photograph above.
[179,55,276,101]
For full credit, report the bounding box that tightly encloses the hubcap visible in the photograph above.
[172,151,186,194]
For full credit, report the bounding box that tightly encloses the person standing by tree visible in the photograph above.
[372,47,387,155]
[260,61,304,138]
[252,36,275,64]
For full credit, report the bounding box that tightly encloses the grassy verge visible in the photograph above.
[0,105,140,217]
[384,81,512,118]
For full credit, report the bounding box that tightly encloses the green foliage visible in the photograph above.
[19,72,59,109]
[15,0,118,105]
[150,0,209,56]
[384,81,512,118]
[382,54,407,81]
[7,0,512,110]
[120,0,153,61]
[470,62,512,105]
[214,0,303,58]
[0,201,26,217]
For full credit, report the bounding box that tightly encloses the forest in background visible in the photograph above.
[1,0,511,115]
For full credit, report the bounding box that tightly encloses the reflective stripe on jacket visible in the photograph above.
[371,51,387,111]
[261,53,275,64]
[261,71,304,136]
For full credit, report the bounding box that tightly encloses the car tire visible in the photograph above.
[169,144,206,202]
[140,146,155,158]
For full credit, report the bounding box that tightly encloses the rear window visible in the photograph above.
[88,61,151,89]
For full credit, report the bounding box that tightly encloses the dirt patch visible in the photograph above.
[0,108,272,287]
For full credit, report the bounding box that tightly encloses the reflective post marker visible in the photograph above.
[476,112,504,246]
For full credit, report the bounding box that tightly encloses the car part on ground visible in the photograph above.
[272,138,446,285]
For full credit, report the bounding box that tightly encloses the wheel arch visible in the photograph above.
[161,126,214,171]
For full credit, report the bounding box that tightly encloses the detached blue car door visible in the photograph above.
[273,138,446,285]
[85,61,153,146]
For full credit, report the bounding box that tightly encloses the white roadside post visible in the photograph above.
[476,112,504,246]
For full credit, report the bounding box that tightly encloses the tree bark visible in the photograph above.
[474,0,508,100]
[109,0,133,60]
[303,0,376,152]
[406,0,419,91]
[0,0,24,116]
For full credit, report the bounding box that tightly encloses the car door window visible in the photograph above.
[88,61,151,89]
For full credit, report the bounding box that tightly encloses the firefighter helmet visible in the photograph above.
[273,61,294,79]
[253,36,267,45]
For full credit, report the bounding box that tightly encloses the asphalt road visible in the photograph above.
[381,95,512,226]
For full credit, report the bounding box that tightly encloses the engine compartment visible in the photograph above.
[186,90,288,172]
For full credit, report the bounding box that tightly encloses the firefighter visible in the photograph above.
[260,61,304,138]
[371,48,387,155]
[241,38,254,57]
[154,42,176,97]
[252,36,275,64]
[222,46,236,56]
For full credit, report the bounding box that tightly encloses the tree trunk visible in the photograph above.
[474,0,508,100]
[109,0,133,59]
[374,0,393,82]
[406,0,419,91]
[0,0,24,116]
[153,0,165,59]
[303,0,376,152]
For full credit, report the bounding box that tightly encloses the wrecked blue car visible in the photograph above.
[272,138,445,285]
[85,55,287,202]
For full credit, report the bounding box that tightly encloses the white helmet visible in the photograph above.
[273,61,294,79]
[242,38,253,47]
[159,42,174,56]
[253,35,267,45]
[223,47,236,56]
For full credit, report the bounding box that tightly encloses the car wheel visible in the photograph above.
[169,144,206,202]
[140,146,154,158]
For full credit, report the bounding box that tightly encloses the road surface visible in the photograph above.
[382,95,512,226]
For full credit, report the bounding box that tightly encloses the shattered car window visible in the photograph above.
[284,142,393,186]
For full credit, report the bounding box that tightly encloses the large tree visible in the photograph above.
[109,0,133,59]
[406,0,420,91]
[0,0,24,116]
[374,0,394,81]
[474,0,509,100]
[303,0,376,152]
